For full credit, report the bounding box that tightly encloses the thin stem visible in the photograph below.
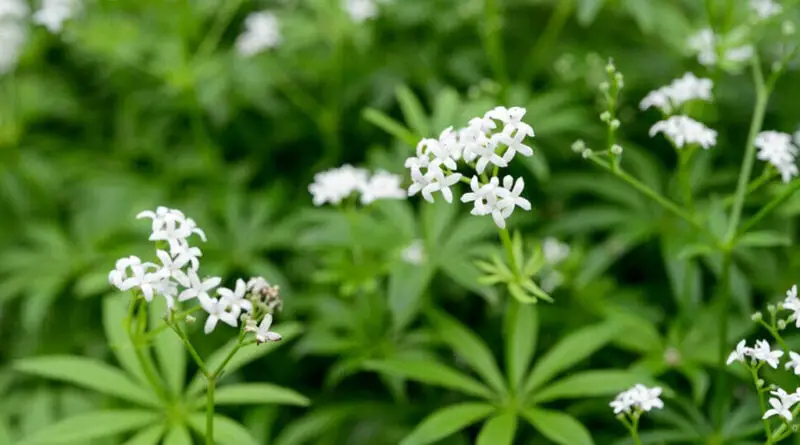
[213,329,247,377]
[128,301,168,402]
[206,374,215,445]
[194,0,242,60]
[750,366,773,444]
[168,321,208,375]
[724,56,769,244]
[713,252,732,429]
[721,167,776,208]
[144,305,205,342]
[738,179,800,235]
[498,228,519,277]
[630,415,642,445]
[678,147,696,213]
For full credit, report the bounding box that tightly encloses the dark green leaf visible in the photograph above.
[163,425,192,445]
[400,403,495,445]
[737,230,791,248]
[364,359,495,399]
[188,413,259,445]
[198,383,310,407]
[532,370,660,403]
[396,85,430,137]
[17,410,159,445]
[523,408,594,445]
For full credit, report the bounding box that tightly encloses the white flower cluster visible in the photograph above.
[344,0,377,22]
[235,11,281,57]
[750,0,782,20]
[109,207,282,342]
[33,0,80,33]
[405,106,534,229]
[0,0,27,74]
[726,339,784,368]
[308,165,406,206]
[639,73,713,114]
[755,131,799,183]
[688,28,753,68]
[649,115,718,150]
[610,384,664,415]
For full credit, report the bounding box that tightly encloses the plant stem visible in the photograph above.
[168,321,208,375]
[751,366,773,444]
[206,374,215,445]
[214,330,247,377]
[498,228,519,277]
[738,179,800,235]
[128,300,168,402]
[144,305,205,342]
[630,416,643,445]
[721,167,775,208]
[678,147,696,213]
[713,252,732,428]
[724,57,769,244]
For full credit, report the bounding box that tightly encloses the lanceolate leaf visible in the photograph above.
[504,301,538,391]
[197,383,310,408]
[400,403,495,445]
[149,297,186,394]
[163,425,193,445]
[103,295,148,385]
[475,411,518,445]
[16,410,160,445]
[531,370,659,404]
[364,359,495,399]
[122,424,166,445]
[14,355,159,408]
[523,408,594,445]
[428,311,506,395]
[188,413,259,445]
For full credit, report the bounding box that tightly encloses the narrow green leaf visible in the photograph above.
[14,355,159,408]
[396,85,430,137]
[0,417,11,445]
[523,408,594,445]
[186,323,302,396]
[388,263,434,333]
[149,297,186,394]
[522,323,618,397]
[16,410,159,445]
[364,359,495,399]
[195,383,309,408]
[188,413,259,445]
[122,424,165,445]
[504,301,538,391]
[428,311,507,395]
[737,230,791,248]
[399,403,495,445]
[476,411,518,445]
[163,425,193,445]
[577,0,606,25]
[676,243,716,260]
[362,108,419,147]
[622,0,655,32]
[532,370,658,403]
[103,295,148,385]
[272,406,354,445]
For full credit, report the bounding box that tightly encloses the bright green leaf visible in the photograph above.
[577,0,606,25]
[504,301,538,391]
[396,85,430,137]
[523,408,594,445]
[737,230,791,248]
[188,413,259,445]
[149,297,186,394]
[103,295,148,386]
[532,370,659,403]
[14,355,159,408]
[196,383,309,408]
[362,108,419,147]
[163,425,193,445]
[428,311,506,395]
[122,424,165,445]
[400,403,495,445]
[388,263,434,332]
[476,411,518,445]
[364,359,495,399]
[16,410,159,445]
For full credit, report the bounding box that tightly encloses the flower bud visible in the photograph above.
[581,149,592,159]
[751,311,763,322]
[614,72,624,87]
[600,111,611,123]
[610,144,623,155]
[571,139,586,153]
[605,60,616,74]
[778,319,788,330]
[610,119,621,130]
[599,81,610,92]
[757,378,765,388]
[185,315,196,324]
[768,304,777,314]
[782,21,796,36]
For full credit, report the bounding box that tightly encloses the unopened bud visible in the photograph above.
[768,304,778,314]
[599,81,610,92]
[757,378,765,388]
[605,60,616,74]
[614,72,624,87]
[778,319,788,330]
[782,21,796,36]
[185,315,196,324]
[751,311,763,322]
[600,111,611,123]
[610,144,623,155]
[610,119,621,130]
[581,149,592,159]
[571,139,586,153]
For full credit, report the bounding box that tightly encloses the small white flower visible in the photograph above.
[32,0,80,34]
[461,176,509,228]
[400,239,425,265]
[542,237,570,265]
[246,276,271,294]
[343,0,377,22]
[109,256,167,302]
[176,270,221,303]
[764,388,798,421]
[755,131,798,183]
[639,73,714,114]
[137,207,206,250]
[200,297,238,334]
[155,249,190,284]
[610,384,664,415]
[752,339,784,368]
[785,351,800,375]
[253,313,282,344]
[688,28,754,67]
[634,384,664,412]
[408,160,462,203]
[726,339,752,365]
[649,115,717,149]
[217,278,253,317]
[308,164,369,206]
[169,239,202,271]
[235,11,281,57]
[496,175,531,221]
[750,0,782,19]
[360,170,407,204]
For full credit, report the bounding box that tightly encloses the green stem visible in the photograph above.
[678,147,696,213]
[128,300,168,402]
[738,179,800,235]
[206,374,215,445]
[750,366,773,444]
[168,321,208,375]
[630,415,642,445]
[498,228,519,277]
[213,329,247,377]
[724,57,769,244]
[144,305,205,342]
[713,252,732,429]
[721,167,775,208]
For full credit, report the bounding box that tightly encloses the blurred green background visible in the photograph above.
[3,0,800,444]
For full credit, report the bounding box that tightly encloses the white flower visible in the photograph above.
[462,121,508,174]
[688,28,753,67]
[400,239,425,265]
[487,106,535,163]
[755,131,798,183]
[764,388,798,421]
[752,339,783,368]
[726,339,752,365]
[461,176,508,228]
[610,384,664,415]
[634,384,664,412]
[200,297,238,334]
[253,313,282,344]
[155,249,190,284]
[783,285,800,327]
[308,164,369,206]
[169,239,202,271]
[137,207,206,250]
[235,11,281,57]
[217,278,253,317]
[785,351,800,375]
[176,270,221,303]
[360,170,407,204]
[639,73,714,114]
[108,256,167,302]
[246,276,271,294]
[542,237,570,264]
[649,115,717,149]
[750,0,782,19]
[496,175,531,221]
[408,160,462,203]
[32,0,79,33]
[344,0,377,22]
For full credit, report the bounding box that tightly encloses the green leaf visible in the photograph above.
[522,322,619,397]
[149,297,186,394]
[362,108,419,147]
[476,411,518,445]
[737,230,791,248]
[532,370,658,403]
[14,355,159,408]
[399,403,495,445]
[523,408,594,445]
[388,263,434,332]
[186,322,302,396]
[676,243,715,260]
[197,383,309,408]
[103,295,148,385]
[16,410,159,445]
[163,425,193,445]
[188,413,259,445]
[122,424,165,445]
[504,301,538,391]
[396,85,430,137]
[364,359,495,399]
[520,151,550,183]
[622,0,655,32]
[428,311,506,395]
[577,0,606,25]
